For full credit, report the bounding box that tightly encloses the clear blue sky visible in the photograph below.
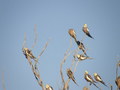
[0,0,120,90]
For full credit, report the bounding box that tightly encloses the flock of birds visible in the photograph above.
[67,24,108,90]
[22,24,120,90]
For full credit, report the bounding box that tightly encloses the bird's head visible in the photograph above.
[76,40,80,46]
[76,54,80,58]
[85,71,88,74]
[94,73,98,76]
[83,24,87,27]
[68,29,76,35]
[22,48,28,53]
[67,68,70,72]
[46,84,50,88]
[23,48,28,51]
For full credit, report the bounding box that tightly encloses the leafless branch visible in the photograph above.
[81,34,86,43]
[22,27,50,90]
[60,38,73,85]
[62,48,80,90]
[31,24,38,50]
[22,32,27,49]
[1,72,6,90]
[27,57,45,90]
[109,84,113,90]
[37,41,49,60]
[116,60,120,78]
[73,60,79,73]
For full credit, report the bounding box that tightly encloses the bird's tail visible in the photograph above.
[101,81,108,87]
[88,33,94,39]
[74,37,77,43]
[87,57,94,60]
[92,83,100,89]
[72,78,79,86]
[81,48,87,56]
[34,58,39,64]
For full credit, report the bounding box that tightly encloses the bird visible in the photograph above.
[83,86,89,90]
[68,29,77,42]
[22,48,37,62]
[115,76,120,89]
[67,68,78,86]
[46,84,53,90]
[76,54,93,61]
[94,73,108,87]
[82,24,94,39]
[76,40,87,56]
[84,71,99,89]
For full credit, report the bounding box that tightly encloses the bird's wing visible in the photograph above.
[97,74,102,81]
[86,74,93,82]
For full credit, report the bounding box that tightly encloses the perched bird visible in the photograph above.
[76,40,87,56]
[67,68,78,86]
[84,71,99,89]
[82,24,94,39]
[22,48,37,62]
[115,76,120,89]
[46,84,53,90]
[68,29,77,42]
[76,54,93,61]
[83,86,89,90]
[94,73,108,87]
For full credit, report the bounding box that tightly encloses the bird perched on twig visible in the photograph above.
[115,76,120,89]
[67,68,78,86]
[83,86,89,90]
[82,24,94,39]
[84,71,99,89]
[46,84,53,90]
[68,29,77,42]
[22,48,37,62]
[76,54,93,61]
[94,73,108,87]
[76,40,87,56]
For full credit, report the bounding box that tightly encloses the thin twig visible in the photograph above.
[31,24,38,49]
[27,57,45,90]
[60,38,73,85]
[116,60,120,78]
[73,60,79,73]
[63,49,80,90]
[81,34,86,43]
[22,32,27,48]
[1,72,6,90]
[34,40,49,66]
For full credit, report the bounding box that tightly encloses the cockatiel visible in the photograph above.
[22,48,37,62]
[46,84,53,90]
[76,54,93,61]
[94,73,108,87]
[68,29,77,42]
[82,24,94,39]
[115,76,120,89]
[67,68,78,86]
[84,71,99,89]
[76,40,87,56]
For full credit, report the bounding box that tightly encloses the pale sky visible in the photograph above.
[0,0,120,90]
